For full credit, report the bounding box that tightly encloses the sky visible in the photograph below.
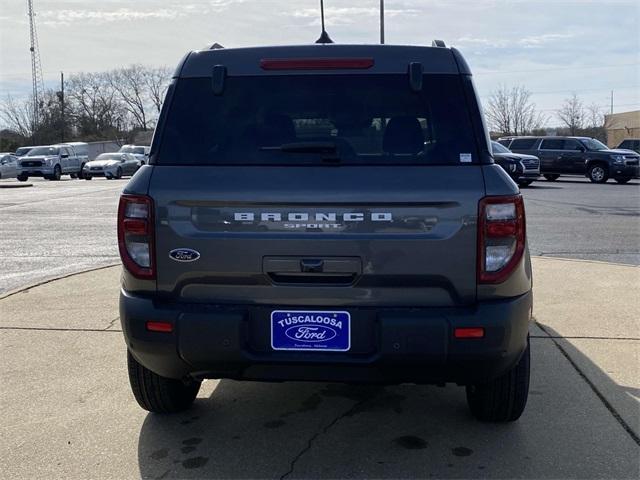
[0,0,639,127]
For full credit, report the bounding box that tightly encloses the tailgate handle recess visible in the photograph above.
[263,256,361,285]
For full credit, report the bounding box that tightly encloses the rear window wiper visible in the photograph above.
[260,141,337,154]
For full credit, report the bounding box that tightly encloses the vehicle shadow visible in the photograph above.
[136,331,639,479]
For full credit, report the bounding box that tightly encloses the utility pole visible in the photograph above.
[380,0,385,44]
[610,90,614,115]
[57,72,64,142]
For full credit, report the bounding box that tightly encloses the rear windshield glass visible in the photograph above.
[157,74,479,165]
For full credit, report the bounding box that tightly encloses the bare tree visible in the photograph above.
[485,85,546,136]
[557,93,585,135]
[110,65,149,130]
[67,72,125,136]
[143,66,172,114]
[586,103,604,129]
[0,94,35,138]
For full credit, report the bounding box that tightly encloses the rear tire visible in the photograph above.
[587,164,609,183]
[17,174,28,182]
[615,177,631,184]
[84,176,92,180]
[127,350,200,413]
[466,337,530,422]
[543,174,559,181]
[518,180,534,187]
[116,167,122,179]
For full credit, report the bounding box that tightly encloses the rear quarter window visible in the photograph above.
[156,74,480,166]
[510,138,538,150]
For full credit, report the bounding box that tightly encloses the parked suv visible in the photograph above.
[490,141,540,187]
[499,136,640,184]
[617,138,640,154]
[17,144,82,181]
[119,43,533,422]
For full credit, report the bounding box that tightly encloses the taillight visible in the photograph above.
[478,195,525,284]
[118,194,155,279]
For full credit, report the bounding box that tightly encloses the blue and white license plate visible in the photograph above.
[271,310,351,352]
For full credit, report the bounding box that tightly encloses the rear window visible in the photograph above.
[157,74,479,165]
[510,138,537,150]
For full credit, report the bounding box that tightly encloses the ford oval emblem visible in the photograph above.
[284,325,338,343]
[169,248,200,262]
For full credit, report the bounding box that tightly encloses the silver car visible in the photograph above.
[0,153,19,180]
[83,153,140,180]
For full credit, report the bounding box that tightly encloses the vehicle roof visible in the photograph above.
[176,44,469,78]
[504,136,597,140]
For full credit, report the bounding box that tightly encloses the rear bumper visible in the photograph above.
[120,290,532,385]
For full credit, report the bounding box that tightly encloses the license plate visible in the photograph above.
[271,310,350,352]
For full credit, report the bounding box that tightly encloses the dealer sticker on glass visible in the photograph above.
[271,310,351,352]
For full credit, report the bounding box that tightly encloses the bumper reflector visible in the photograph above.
[454,327,485,339]
[146,321,173,333]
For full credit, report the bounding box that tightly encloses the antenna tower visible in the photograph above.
[27,0,45,134]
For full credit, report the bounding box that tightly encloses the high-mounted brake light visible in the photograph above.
[478,195,525,284]
[118,194,155,279]
[260,58,374,71]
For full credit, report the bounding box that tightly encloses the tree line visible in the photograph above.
[1,69,610,151]
[0,64,172,150]
[484,85,608,141]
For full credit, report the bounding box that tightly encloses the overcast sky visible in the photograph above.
[1,0,638,126]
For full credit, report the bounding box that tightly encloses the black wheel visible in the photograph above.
[116,167,123,179]
[50,165,62,181]
[84,176,92,180]
[615,177,631,184]
[543,174,560,181]
[77,165,85,179]
[127,350,200,413]
[518,180,534,187]
[70,173,78,179]
[17,174,28,182]
[466,338,530,422]
[587,164,609,183]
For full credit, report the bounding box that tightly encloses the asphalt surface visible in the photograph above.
[0,174,639,294]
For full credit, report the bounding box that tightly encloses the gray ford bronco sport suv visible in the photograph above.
[119,43,532,422]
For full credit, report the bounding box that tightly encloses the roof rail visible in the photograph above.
[431,39,446,48]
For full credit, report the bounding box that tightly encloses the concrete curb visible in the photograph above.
[0,182,33,188]
[0,263,120,300]
[534,256,640,268]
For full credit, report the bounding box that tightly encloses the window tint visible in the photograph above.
[497,139,512,147]
[540,139,564,150]
[157,74,479,165]
[563,139,581,150]
[510,138,537,150]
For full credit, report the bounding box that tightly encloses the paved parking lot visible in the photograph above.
[1,175,638,294]
[1,174,639,478]
[1,259,638,479]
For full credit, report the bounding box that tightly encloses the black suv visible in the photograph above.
[119,43,532,422]
[617,138,640,154]
[498,136,639,184]
[490,141,540,187]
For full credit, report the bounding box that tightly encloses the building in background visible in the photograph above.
[605,110,640,148]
